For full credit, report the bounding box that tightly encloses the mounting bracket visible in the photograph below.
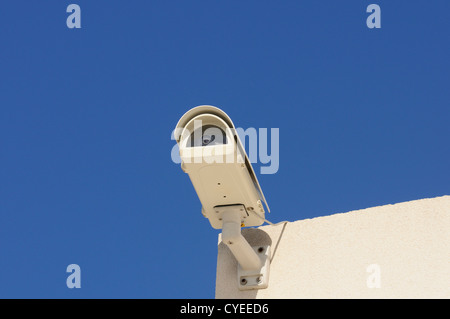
[218,205,271,291]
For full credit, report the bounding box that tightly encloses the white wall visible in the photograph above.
[215,196,450,298]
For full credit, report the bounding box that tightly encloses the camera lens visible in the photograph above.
[189,125,227,147]
[202,135,215,146]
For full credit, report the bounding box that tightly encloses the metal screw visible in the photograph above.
[256,276,262,284]
[240,278,247,285]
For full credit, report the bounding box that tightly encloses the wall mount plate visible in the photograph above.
[238,245,270,291]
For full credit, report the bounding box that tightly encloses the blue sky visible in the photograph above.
[0,1,449,298]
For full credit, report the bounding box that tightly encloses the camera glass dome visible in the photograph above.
[189,125,227,147]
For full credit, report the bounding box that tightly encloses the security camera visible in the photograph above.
[174,105,269,229]
[174,105,271,290]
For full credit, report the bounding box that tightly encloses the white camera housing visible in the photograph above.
[174,105,269,229]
